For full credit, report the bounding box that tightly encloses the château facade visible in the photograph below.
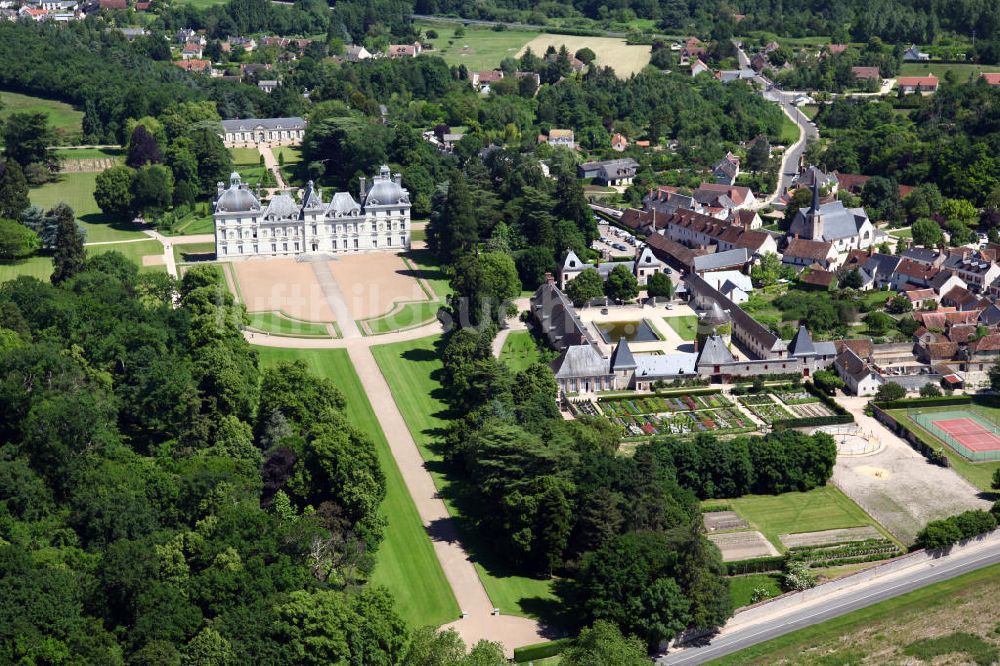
[213,166,411,258]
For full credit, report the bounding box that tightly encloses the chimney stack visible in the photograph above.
[359,176,367,200]
[544,272,555,285]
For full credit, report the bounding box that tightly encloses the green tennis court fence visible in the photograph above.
[906,406,1000,462]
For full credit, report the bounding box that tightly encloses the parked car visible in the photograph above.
[664,267,673,274]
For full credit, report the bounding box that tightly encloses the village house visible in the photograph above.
[897,74,938,94]
[558,246,665,289]
[942,250,1000,293]
[701,269,753,304]
[540,129,574,148]
[982,73,1000,87]
[257,80,278,93]
[652,209,779,258]
[692,183,757,211]
[851,66,880,81]
[712,152,740,185]
[181,42,203,59]
[577,158,638,186]
[782,237,839,270]
[792,165,839,194]
[903,45,930,61]
[694,248,751,275]
[834,347,883,396]
[730,209,763,230]
[387,42,421,58]
[929,270,967,299]
[679,37,705,65]
[691,59,712,77]
[174,59,212,73]
[470,69,504,92]
[643,187,704,216]
[213,166,410,258]
[344,44,372,61]
[892,258,940,289]
[901,246,946,268]
[611,133,629,151]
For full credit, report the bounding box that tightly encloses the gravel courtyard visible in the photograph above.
[833,396,992,545]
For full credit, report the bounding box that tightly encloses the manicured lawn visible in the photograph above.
[899,61,985,82]
[254,346,460,628]
[274,146,302,163]
[888,409,1000,492]
[88,239,164,267]
[0,89,82,142]
[889,227,912,239]
[0,255,52,283]
[665,315,698,341]
[229,147,262,166]
[247,312,331,337]
[404,249,452,301]
[728,573,783,609]
[500,330,541,371]
[363,301,441,335]
[53,147,122,160]
[723,485,886,550]
[371,336,558,618]
[858,289,892,309]
[410,227,427,242]
[31,172,145,242]
[177,213,215,235]
[709,563,1000,666]
[172,242,216,265]
[414,22,538,70]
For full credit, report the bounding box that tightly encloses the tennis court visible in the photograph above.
[909,407,1000,461]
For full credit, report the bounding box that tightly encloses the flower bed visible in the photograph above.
[610,406,752,437]
[598,392,730,417]
[738,397,794,424]
[777,391,820,405]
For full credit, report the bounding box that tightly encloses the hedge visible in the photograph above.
[513,638,573,662]
[874,395,974,410]
[725,554,788,575]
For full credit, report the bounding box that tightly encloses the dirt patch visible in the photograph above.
[703,511,750,532]
[708,531,780,562]
[855,465,891,480]
[232,258,334,322]
[779,526,883,549]
[518,35,651,77]
[326,253,430,320]
[141,254,165,266]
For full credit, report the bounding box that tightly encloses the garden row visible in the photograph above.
[599,391,731,416]
[610,407,755,438]
[788,538,902,568]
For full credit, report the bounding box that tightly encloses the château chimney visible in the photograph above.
[359,176,367,200]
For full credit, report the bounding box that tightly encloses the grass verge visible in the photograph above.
[707,563,1000,665]
[728,573,783,609]
[254,346,460,628]
[665,315,698,341]
[247,311,331,337]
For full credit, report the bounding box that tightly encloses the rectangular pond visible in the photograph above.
[597,319,661,343]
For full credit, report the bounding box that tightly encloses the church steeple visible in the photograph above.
[809,180,823,240]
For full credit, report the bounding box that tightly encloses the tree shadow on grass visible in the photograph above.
[80,212,139,234]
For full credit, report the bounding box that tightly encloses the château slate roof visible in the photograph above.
[610,338,637,371]
[552,344,610,379]
[219,117,306,132]
[788,324,816,356]
[696,334,736,366]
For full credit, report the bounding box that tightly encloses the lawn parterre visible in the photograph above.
[254,346,460,628]
[246,312,332,338]
[371,336,558,618]
[665,315,698,341]
[87,239,164,269]
[0,255,52,283]
[723,486,889,552]
[709,563,1000,666]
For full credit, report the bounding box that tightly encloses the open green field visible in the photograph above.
[899,61,987,82]
[500,330,542,371]
[709,563,1000,666]
[888,226,912,239]
[247,312,331,337]
[171,0,227,9]
[274,146,302,163]
[254,346,460,628]
[0,90,82,143]
[888,408,1000,491]
[728,573,783,609]
[415,23,538,70]
[0,255,52,283]
[31,172,145,242]
[371,336,558,618]
[723,485,887,550]
[87,239,164,267]
[664,315,698,341]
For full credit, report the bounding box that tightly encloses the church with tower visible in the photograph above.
[787,181,875,253]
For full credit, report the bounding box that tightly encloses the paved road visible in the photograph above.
[735,44,818,205]
[661,537,1000,665]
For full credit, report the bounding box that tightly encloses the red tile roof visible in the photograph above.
[695,182,753,205]
[905,288,937,302]
[851,66,880,80]
[835,339,874,358]
[895,258,940,282]
[801,268,835,287]
[925,341,959,359]
[827,44,848,55]
[897,75,938,87]
[971,334,1000,353]
[174,59,211,72]
[99,0,126,8]
[785,237,835,261]
[656,208,772,252]
[982,73,1000,86]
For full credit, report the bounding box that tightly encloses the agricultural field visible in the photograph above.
[31,171,145,242]
[519,34,651,77]
[0,89,83,143]
[371,336,558,618]
[499,330,542,371]
[712,563,1000,666]
[723,486,889,552]
[665,315,698,341]
[254,346,460,628]
[415,23,538,71]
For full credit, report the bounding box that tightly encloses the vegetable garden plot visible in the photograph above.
[609,406,752,437]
